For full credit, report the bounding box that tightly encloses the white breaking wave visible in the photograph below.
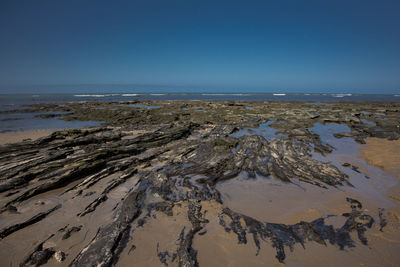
[394,95,400,97]
[121,94,138,97]
[74,94,106,97]
[332,93,352,98]
[202,94,226,96]
[273,93,286,96]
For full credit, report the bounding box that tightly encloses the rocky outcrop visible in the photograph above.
[218,198,375,262]
[0,100,398,266]
[69,187,146,267]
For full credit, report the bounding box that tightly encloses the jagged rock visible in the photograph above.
[20,235,55,267]
[69,187,146,267]
[219,198,375,262]
[167,134,348,188]
[61,225,82,240]
[0,205,61,238]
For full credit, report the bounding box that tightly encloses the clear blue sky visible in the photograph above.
[0,0,399,93]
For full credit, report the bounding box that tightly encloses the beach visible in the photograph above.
[0,99,399,266]
[0,129,57,145]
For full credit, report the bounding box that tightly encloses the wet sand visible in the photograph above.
[359,138,400,178]
[0,129,56,145]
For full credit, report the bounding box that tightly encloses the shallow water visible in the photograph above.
[361,118,376,126]
[0,111,102,132]
[230,121,285,140]
[221,122,398,226]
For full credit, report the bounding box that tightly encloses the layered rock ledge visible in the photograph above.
[0,100,399,266]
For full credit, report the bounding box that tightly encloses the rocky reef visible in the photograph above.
[0,100,399,266]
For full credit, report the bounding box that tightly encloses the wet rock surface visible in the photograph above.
[0,100,399,266]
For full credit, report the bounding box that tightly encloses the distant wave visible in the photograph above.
[201,93,250,96]
[74,94,121,97]
[150,94,166,96]
[74,94,106,97]
[331,94,352,98]
[273,93,286,96]
[121,94,138,97]
[394,95,400,97]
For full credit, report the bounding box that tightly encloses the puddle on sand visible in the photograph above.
[310,123,397,209]
[216,173,349,224]
[221,122,398,225]
[230,121,285,140]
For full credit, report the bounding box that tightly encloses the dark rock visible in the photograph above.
[218,198,375,262]
[20,234,55,267]
[62,225,82,240]
[69,187,146,267]
[378,208,387,232]
[0,205,61,239]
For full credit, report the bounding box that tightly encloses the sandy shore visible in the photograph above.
[359,137,400,179]
[0,129,56,146]
[359,138,400,251]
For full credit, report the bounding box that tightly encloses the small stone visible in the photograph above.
[54,251,65,262]
[6,205,18,213]
[198,228,207,235]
